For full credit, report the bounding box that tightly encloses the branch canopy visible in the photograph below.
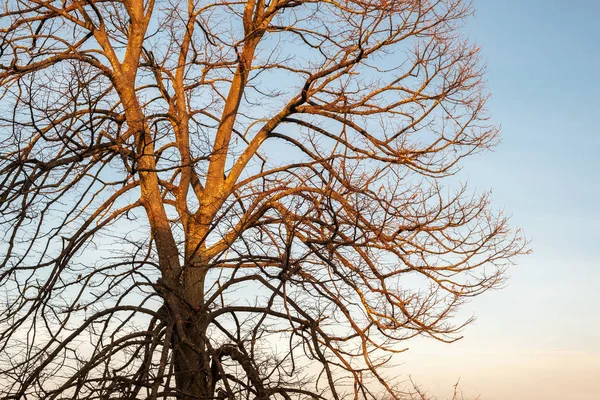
[0,1,526,399]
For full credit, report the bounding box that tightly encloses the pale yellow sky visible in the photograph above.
[399,345,600,400]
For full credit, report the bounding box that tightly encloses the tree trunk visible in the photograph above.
[171,314,213,400]
[172,256,213,400]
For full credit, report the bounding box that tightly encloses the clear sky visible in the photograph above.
[3,2,595,399]
[395,1,600,399]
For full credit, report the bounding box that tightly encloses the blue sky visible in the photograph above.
[5,2,594,398]
[396,2,600,399]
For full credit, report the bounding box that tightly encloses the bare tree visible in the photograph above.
[0,0,526,399]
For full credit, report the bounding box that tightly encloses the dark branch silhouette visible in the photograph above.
[0,1,526,399]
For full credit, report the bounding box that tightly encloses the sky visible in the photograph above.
[2,2,597,399]
[395,1,600,399]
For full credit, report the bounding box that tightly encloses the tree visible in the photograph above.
[0,0,526,399]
